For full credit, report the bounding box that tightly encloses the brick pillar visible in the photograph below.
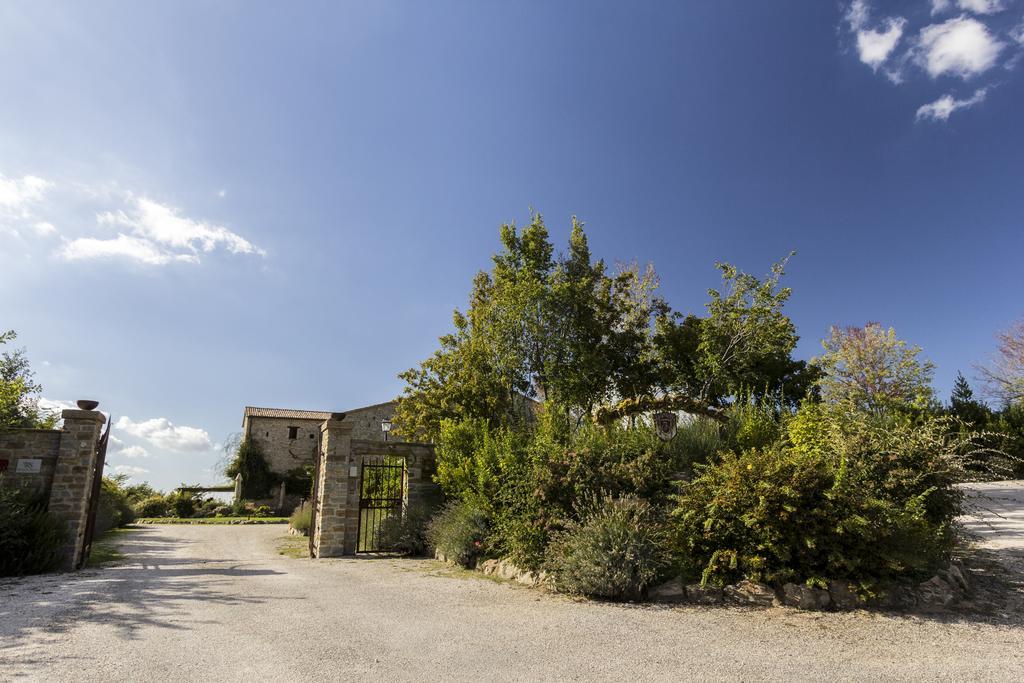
[48,409,105,570]
[311,416,356,557]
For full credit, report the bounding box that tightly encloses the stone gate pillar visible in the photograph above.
[311,414,357,557]
[48,408,106,570]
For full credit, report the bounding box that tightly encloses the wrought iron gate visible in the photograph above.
[77,417,111,569]
[357,457,405,553]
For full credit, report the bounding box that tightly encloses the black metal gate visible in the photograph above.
[77,417,111,569]
[357,457,405,553]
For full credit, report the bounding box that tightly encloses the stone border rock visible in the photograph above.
[649,560,971,611]
[435,550,971,612]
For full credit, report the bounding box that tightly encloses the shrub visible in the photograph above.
[673,404,985,588]
[167,490,199,518]
[377,504,432,555]
[545,495,670,601]
[672,416,723,465]
[95,476,135,534]
[289,503,312,534]
[0,486,67,576]
[134,494,170,518]
[427,501,488,568]
[252,505,273,518]
[214,505,232,517]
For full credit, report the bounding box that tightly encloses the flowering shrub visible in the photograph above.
[545,495,670,600]
[427,500,489,568]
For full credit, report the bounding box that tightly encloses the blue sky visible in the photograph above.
[2,1,1022,490]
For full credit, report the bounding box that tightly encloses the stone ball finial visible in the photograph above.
[76,400,100,411]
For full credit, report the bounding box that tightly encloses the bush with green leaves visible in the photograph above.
[545,495,670,601]
[134,494,169,518]
[95,476,136,534]
[427,500,489,568]
[289,503,312,534]
[0,486,66,576]
[377,504,431,555]
[673,403,994,588]
[166,490,200,518]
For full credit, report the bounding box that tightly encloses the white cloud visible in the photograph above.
[1011,23,1024,45]
[33,221,57,237]
[933,0,1005,15]
[917,17,1004,79]
[118,445,151,459]
[115,416,214,452]
[845,0,871,31]
[59,233,197,265]
[217,189,227,198]
[857,18,907,69]
[915,87,988,120]
[844,2,906,71]
[38,397,75,415]
[112,464,150,477]
[0,174,50,212]
[59,196,265,266]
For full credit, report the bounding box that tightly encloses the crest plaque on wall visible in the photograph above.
[653,412,678,441]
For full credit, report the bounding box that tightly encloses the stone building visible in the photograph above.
[241,401,396,476]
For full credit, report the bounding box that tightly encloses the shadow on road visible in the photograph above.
[0,527,293,650]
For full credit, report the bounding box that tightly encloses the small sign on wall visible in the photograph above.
[15,458,42,474]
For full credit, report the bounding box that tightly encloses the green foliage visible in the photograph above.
[0,329,58,429]
[289,503,312,534]
[282,466,314,496]
[812,323,935,413]
[545,495,670,600]
[95,475,136,534]
[167,490,200,518]
[720,395,781,452]
[672,416,723,465]
[427,500,489,568]
[673,404,989,588]
[0,486,66,576]
[134,494,170,518]
[224,439,277,498]
[377,504,431,555]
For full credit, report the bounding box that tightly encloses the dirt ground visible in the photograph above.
[1,482,1023,682]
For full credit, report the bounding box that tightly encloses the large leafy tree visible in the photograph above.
[0,330,57,429]
[811,322,934,413]
[397,215,812,438]
[395,215,661,439]
[600,255,814,424]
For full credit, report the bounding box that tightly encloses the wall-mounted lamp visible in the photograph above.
[381,419,393,441]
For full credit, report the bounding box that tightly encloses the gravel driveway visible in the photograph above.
[2,484,1024,682]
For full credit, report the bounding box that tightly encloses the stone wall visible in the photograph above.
[246,416,322,474]
[311,415,438,558]
[0,408,106,570]
[0,429,62,495]
[245,403,397,476]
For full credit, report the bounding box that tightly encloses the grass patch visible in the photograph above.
[86,527,136,567]
[276,534,310,558]
[136,517,288,525]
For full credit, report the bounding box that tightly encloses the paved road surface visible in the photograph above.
[2,482,1024,682]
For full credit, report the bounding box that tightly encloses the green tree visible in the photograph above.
[811,322,934,414]
[600,255,813,424]
[949,372,990,427]
[0,330,57,429]
[395,214,660,439]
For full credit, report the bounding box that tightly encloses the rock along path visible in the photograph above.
[2,483,1024,682]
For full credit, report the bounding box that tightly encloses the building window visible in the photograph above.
[288,426,298,440]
